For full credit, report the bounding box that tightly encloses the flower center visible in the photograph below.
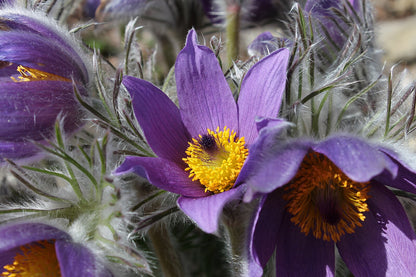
[1,240,61,277]
[183,126,248,193]
[11,65,69,82]
[283,152,370,242]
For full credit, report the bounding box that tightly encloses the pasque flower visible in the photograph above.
[0,222,113,276]
[305,0,361,48]
[0,9,89,162]
[201,0,292,26]
[244,125,416,276]
[116,29,289,233]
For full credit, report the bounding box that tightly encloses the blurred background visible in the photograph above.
[372,0,416,85]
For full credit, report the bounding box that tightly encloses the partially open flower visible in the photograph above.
[244,125,416,276]
[201,0,294,27]
[305,0,362,49]
[0,222,113,276]
[0,9,90,162]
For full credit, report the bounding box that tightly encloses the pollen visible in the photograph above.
[283,152,370,242]
[11,65,70,82]
[183,126,248,194]
[1,240,61,277]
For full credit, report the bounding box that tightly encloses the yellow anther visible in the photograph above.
[1,240,61,276]
[284,152,370,242]
[183,127,248,194]
[11,65,69,82]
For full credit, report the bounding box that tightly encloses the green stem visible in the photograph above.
[226,3,240,68]
[148,225,183,277]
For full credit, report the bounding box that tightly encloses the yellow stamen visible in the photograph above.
[283,152,370,242]
[1,240,61,277]
[183,126,248,193]
[11,65,69,82]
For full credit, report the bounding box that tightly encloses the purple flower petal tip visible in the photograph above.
[178,185,245,233]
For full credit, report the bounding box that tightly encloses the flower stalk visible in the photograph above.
[225,2,240,68]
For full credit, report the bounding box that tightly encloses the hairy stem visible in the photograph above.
[148,225,183,277]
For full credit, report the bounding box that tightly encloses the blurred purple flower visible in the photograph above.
[83,0,101,19]
[0,10,89,162]
[96,0,146,20]
[0,0,13,7]
[305,0,361,48]
[201,0,292,26]
[244,125,416,276]
[0,222,112,276]
[116,29,289,233]
[247,31,292,57]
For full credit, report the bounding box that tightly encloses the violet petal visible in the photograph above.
[175,29,238,137]
[123,76,190,163]
[0,31,85,82]
[313,136,398,182]
[0,81,82,141]
[275,212,335,276]
[237,48,289,144]
[0,223,70,267]
[0,13,88,83]
[337,184,416,276]
[249,190,285,277]
[376,149,416,194]
[115,156,208,197]
[56,240,113,277]
[177,185,245,233]
[243,137,312,197]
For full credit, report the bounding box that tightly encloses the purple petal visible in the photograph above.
[255,116,289,133]
[313,136,398,182]
[275,211,335,276]
[235,117,291,189]
[0,223,70,267]
[115,156,208,197]
[96,0,146,20]
[0,140,44,162]
[0,31,86,82]
[123,76,190,163]
[376,149,416,195]
[337,184,416,276]
[247,32,292,57]
[0,81,82,142]
[249,190,285,277]
[200,0,223,24]
[56,240,113,277]
[349,0,361,11]
[0,13,88,83]
[84,0,101,18]
[175,29,238,137]
[243,137,312,198]
[177,184,245,233]
[237,48,289,145]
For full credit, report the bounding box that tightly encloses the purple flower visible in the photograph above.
[83,0,101,19]
[201,0,291,26]
[247,32,292,57]
[96,0,146,20]
[0,0,13,7]
[305,0,361,48]
[115,29,289,233]
[0,10,89,162]
[0,222,113,276]
[244,126,416,276]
